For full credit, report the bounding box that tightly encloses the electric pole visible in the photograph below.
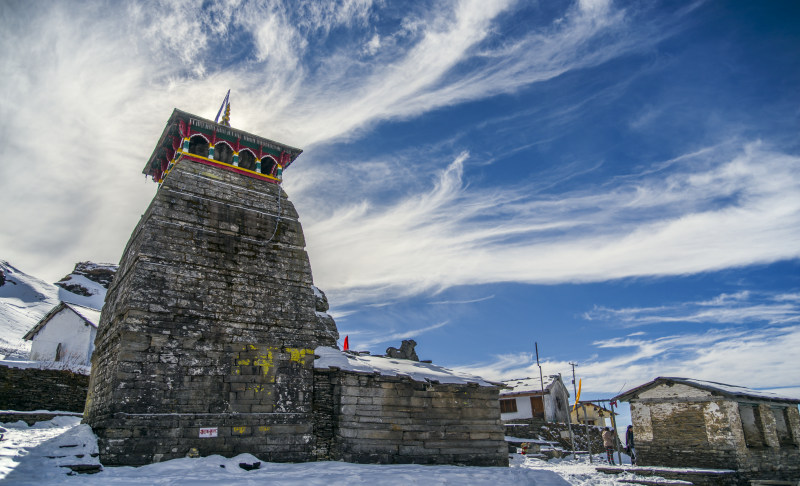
[535,342,544,396]
[569,361,578,399]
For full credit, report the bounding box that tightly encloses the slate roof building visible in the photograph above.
[499,375,571,423]
[614,377,800,484]
[24,302,100,367]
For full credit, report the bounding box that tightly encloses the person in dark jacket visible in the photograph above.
[602,427,616,465]
[625,425,636,465]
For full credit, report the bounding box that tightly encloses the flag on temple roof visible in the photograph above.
[221,101,230,127]
[214,89,230,124]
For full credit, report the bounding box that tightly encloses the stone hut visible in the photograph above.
[313,347,507,466]
[84,108,506,467]
[614,377,800,483]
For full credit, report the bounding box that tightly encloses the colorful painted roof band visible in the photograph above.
[142,108,303,185]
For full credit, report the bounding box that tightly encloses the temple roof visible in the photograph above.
[142,108,303,179]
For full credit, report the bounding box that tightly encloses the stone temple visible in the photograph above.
[84,108,507,467]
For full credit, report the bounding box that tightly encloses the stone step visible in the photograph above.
[618,480,692,486]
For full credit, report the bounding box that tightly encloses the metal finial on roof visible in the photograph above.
[221,101,231,127]
[214,89,231,125]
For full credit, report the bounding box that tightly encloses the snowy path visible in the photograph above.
[0,417,636,485]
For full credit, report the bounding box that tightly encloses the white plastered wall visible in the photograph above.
[501,396,533,421]
[29,309,95,366]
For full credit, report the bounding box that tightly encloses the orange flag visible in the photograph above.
[573,379,582,413]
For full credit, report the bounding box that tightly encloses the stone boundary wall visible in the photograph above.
[504,418,607,455]
[0,364,89,413]
[314,368,508,466]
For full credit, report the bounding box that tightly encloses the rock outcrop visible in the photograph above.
[55,262,117,296]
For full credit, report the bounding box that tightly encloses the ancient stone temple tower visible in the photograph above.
[84,109,338,465]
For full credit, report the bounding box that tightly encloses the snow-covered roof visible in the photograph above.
[500,375,563,397]
[23,302,102,341]
[314,347,500,387]
[614,377,800,404]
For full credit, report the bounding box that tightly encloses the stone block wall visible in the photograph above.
[634,400,739,470]
[632,397,800,484]
[504,418,606,454]
[0,364,88,412]
[84,161,335,465]
[314,368,508,466]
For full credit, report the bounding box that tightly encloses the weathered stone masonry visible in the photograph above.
[0,365,89,413]
[84,158,334,465]
[314,368,508,466]
[616,378,800,485]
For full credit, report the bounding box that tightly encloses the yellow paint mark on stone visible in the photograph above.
[200,170,223,181]
[259,426,271,433]
[286,348,314,365]
[233,426,248,435]
[252,346,280,382]
[237,358,251,366]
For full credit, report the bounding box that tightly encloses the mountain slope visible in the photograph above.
[0,260,116,358]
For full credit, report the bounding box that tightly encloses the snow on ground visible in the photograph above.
[0,416,653,486]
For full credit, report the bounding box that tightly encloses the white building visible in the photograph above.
[500,375,571,423]
[23,302,100,366]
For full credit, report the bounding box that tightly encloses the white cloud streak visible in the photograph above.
[585,290,800,327]
[347,320,450,350]
[304,141,800,305]
[455,325,800,398]
[0,0,659,281]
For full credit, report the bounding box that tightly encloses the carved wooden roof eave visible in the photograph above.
[142,108,303,177]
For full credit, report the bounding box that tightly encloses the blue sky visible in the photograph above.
[1,0,799,410]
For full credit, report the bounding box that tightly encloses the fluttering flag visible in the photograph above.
[573,379,582,413]
[214,89,230,123]
[343,336,349,351]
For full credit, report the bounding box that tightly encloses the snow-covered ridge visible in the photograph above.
[0,260,113,359]
[314,346,499,387]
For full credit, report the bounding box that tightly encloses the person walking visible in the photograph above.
[625,425,636,465]
[602,427,616,465]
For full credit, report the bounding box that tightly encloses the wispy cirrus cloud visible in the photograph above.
[303,141,800,306]
[584,289,800,327]
[429,295,495,305]
[350,320,450,350]
[0,0,686,280]
[455,325,800,397]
